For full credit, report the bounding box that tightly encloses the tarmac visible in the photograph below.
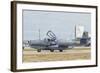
[23,47,91,62]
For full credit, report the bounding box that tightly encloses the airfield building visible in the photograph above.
[75,24,91,46]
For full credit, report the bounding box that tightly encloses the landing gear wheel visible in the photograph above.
[37,49,41,52]
[59,50,63,52]
[50,49,54,52]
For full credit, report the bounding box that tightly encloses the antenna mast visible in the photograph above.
[39,29,41,40]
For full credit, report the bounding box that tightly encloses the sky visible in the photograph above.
[22,10,91,41]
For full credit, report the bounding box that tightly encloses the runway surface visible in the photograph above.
[23,48,91,62]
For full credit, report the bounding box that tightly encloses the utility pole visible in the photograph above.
[39,29,41,40]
